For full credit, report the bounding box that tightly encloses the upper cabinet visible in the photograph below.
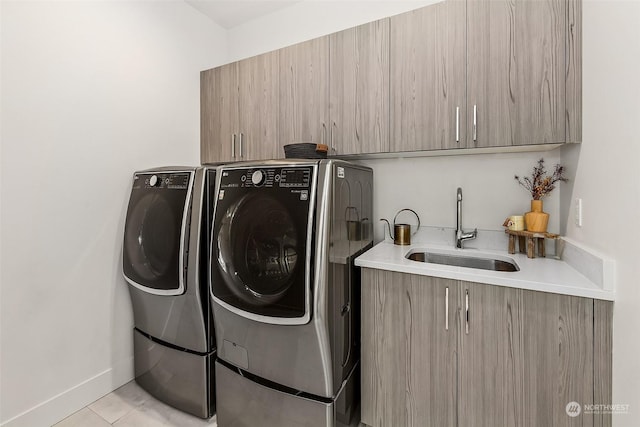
[200,0,581,162]
[278,37,330,149]
[466,0,579,147]
[330,19,390,155]
[201,62,238,163]
[390,1,466,151]
[201,51,279,164]
[238,52,280,161]
[390,0,580,151]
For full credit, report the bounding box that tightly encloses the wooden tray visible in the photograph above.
[505,229,560,258]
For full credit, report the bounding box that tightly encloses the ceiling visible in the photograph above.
[185,1,301,29]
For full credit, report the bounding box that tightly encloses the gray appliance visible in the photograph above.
[209,159,373,427]
[123,166,218,418]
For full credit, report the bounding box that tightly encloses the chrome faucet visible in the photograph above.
[456,187,477,249]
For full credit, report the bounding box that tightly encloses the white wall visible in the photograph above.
[363,151,562,245]
[227,0,436,62]
[0,1,226,426]
[562,1,640,424]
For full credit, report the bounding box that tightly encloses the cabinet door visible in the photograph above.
[467,0,567,147]
[279,37,329,147]
[201,63,239,163]
[361,269,457,427]
[459,282,594,426]
[390,1,466,152]
[330,19,389,155]
[238,51,280,161]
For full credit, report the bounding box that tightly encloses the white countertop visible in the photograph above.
[355,241,615,301]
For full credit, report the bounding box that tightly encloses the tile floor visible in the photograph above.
[53,381,217,427]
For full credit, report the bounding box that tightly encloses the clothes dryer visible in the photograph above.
[123,166,217,418]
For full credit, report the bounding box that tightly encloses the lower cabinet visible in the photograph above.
[361,268,613,427]
[361,270,457,426]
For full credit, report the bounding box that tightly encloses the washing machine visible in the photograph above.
[209,159,372,427]
[123,166,218,418]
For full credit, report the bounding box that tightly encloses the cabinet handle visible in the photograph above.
[231,134,236,159]
[445,286,449,331]
[455,107,460,143]
[322,122,327,146]
[331,122,337,153]
[465,289,470,334]
[239,133,244,158]
[473,105,477,142]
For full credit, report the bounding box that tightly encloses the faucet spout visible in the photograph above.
[455,187,477,249]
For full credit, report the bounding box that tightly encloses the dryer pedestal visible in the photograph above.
[134,329,215,418]
[215,360,359,427]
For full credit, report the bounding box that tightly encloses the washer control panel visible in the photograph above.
[279,168,311,188]
[221,166,312,189]
[251,170,265,186]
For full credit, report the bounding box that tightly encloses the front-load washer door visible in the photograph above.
[123,171,194,296]
[210,165,316,325]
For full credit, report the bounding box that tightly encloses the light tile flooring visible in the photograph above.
[53,381,217,427]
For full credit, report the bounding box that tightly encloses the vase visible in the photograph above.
[524,200,549,233]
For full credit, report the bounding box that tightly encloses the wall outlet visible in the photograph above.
[575,198,583,227]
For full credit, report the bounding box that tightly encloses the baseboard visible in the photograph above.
[0,358,133,427]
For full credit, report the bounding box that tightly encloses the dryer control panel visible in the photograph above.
[133,172,190,190]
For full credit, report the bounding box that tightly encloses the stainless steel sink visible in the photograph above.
[406,251,519,272]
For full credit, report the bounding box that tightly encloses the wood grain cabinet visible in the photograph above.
[361,269,612,427]
[278,37,330,149]
[390,1,466,151]
[466,0,581,147]
[201,62,238,163]
[201,0,582,160]
[458,281,597,426]
[329,19,390,155]
[200,51,279,164]
[238,52,280,160]
[389,0,581,151]
[361,269,457,426]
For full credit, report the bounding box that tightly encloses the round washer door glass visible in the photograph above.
[217,193,302,308]
[123,173,191,293]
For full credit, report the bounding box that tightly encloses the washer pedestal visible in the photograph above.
[134,329,215,418]
[215,360,359,427]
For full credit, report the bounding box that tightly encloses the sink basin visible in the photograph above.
[406,251,519,272]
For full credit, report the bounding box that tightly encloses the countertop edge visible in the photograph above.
[355,242,615,302]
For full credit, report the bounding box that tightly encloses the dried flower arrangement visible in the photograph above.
[515,158,568,200]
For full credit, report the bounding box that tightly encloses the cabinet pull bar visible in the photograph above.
[331,122,336,153]
[231,134,236,158]
[239,133,244,158]
[465,289,470,334]
[445,286,449,331]
[455,107,460,143]
[322,122,327,146]
[473,105,477,142]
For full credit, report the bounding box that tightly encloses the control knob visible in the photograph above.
[251,170,265,186]
[149,175,160,187]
